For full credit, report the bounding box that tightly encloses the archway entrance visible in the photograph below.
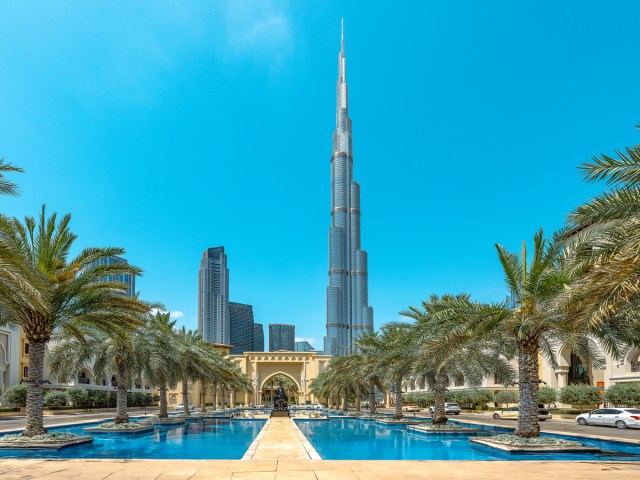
[261,373,299,404]
[569,352,590,385]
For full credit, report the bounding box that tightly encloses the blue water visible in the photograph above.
[0,418,265,459]
[295,418,640,461]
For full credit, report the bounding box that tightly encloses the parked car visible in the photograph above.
[403,405,421,412]
[492,406,551,421]
[428,403,461,415]
[311,403,325,409]
[174,404,194,411]
[576,408,640,429]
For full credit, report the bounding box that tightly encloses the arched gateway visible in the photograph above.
[230,350,331,406]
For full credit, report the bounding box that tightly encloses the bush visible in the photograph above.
[87,389,110,407]
[403,392,434,407]
[558,384,601,412]
[446,389,494,408]
[0,407,20,412]
[2,384,27,406]
[495,390,518,406]
[605,383,640,407]
[67,387,88,407]
[43,390,68,407]
[538,386,558,405]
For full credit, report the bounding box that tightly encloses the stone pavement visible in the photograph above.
[243,418,320,460]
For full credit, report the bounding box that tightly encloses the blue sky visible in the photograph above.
[1,1,639,349]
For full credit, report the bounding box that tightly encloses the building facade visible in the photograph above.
[295,341,316,352]
[198,247,230,344]
[229,302,254,355]
[91,255,136,297]
[253,323,265,352]
[269,324,295,352]
[324,24,374,356]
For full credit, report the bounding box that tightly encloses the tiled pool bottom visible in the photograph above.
[0,419,266,459]
[295,418,640,461]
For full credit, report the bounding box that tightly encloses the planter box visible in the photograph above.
[0,435,94,450]
[470,438,600,453]
[144,416,185,425]
[84,425,154,434]
[408,424,478,434]
[375,418,424,425]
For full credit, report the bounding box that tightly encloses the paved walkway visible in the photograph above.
[243,418,320,460]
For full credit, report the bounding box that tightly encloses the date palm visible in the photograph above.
[402,294,516,425]
[564,133,640,327]
[352,332,386,415]
[135,311,180,418]
[0,159,23,196]
[0,206,147,436]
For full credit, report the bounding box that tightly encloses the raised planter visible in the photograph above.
[375,418,424,425]
[0,433,94,450]
[143,416,185,425]
[470,435,601,454]
[84,422,154,434]
[408,423,478,434]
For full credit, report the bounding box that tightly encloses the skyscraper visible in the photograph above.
[229,302,254,355]
[253,323,265,352]
[269,324,295,351]
[91,255,135,298]
[198,247,230,344]
[295,340,316,352]
[324,22,374,356]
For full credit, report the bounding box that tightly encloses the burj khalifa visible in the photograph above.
[324,22,374,356]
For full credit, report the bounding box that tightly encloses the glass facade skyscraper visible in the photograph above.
[253,323,265,352]
[198,247,230,344]
[229,302,254,355]
[295,340,316,352]
[324,23,374,356]
[91,255,135,298]
[269,324,295,351]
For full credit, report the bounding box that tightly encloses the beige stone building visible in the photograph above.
[168,350,332,409]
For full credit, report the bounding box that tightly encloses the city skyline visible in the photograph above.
[2,3,640,347]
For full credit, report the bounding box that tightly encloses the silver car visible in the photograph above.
[429,403,461,415]
[576,408,640,429]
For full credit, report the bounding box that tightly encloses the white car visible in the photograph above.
[428,403,461,415]
[576,408,640,429]
[174,404,194,411]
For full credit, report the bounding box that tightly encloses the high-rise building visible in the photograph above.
[198,247,230,344]
[324,22,374,356]
[269,324,295,351]
[295,340,316,352]
[253,323,265,352]
[229,302,254,355]
[91,255,135,298]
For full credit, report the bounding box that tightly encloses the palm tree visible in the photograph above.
[0,206,147,436]
[48,322,146,424]
[377,324,417,419]
[563,132,640,326]
[0,159,23,196]
[353,332,387,415]
[402,294,516,425]
[175,327,212,415]
[136,311,180,418]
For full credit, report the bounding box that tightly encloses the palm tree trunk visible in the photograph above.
[515,337,541,438]
[212,383,218,410]
[432,370,448,425]
[355,385,361,413]
[24,340,46,436]
[115,357,129,424]
[368,379,376,415]
[182,377,190,415]
[159,384,168,418]
[200,380,206,412]
[341,395,347,411]
[394,378,403,420]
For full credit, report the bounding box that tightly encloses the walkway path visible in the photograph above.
[242,417,320,460]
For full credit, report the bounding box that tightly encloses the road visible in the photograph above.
[0,407,159,433]
[378,408,640,443]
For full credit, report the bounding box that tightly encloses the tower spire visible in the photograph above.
[341,18,344,53]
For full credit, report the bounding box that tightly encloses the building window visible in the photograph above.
[23,366,28,378]
[24,343,29,355]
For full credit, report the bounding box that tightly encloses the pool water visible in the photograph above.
[295,418,640,461]
[0,418,265,459]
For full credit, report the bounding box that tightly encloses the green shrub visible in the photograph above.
[87,389,110,407]
[494,390,518,406]
[43,390,68,407]
[67,387,88,407]
[538,386,558,405]
[2,384,27,406]
[558,384,601,412]
[0,407,20,412]
[605,383,640,406]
